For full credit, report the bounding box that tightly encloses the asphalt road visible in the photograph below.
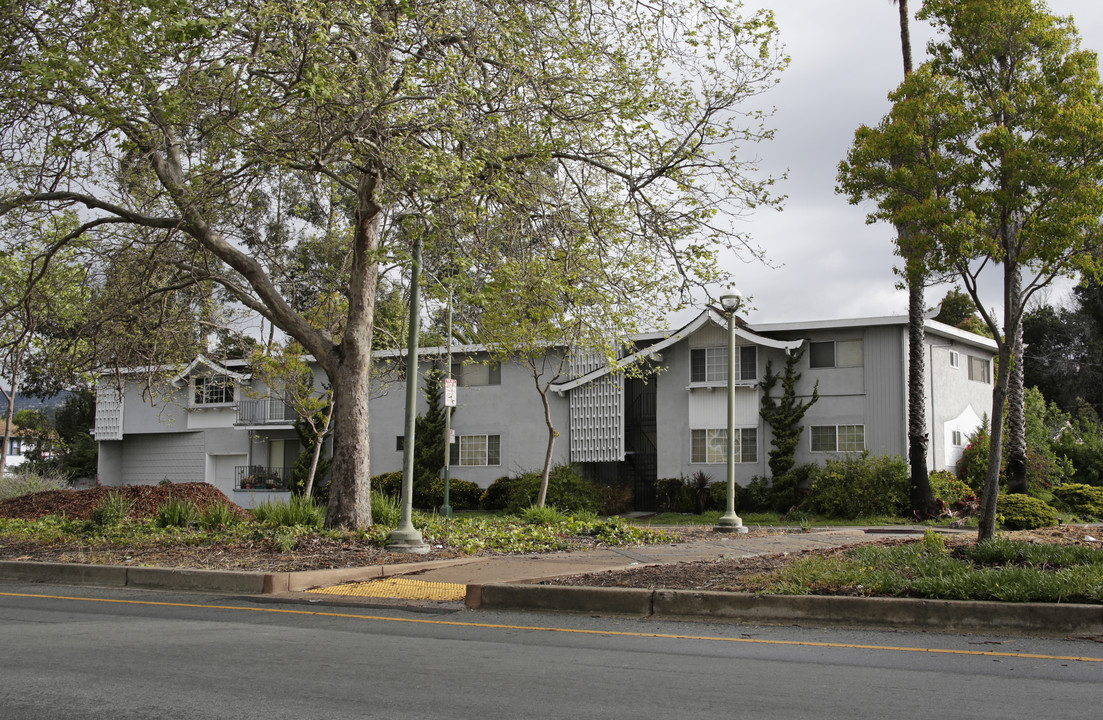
[1,582,1099,720]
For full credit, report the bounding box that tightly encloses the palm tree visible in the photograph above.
[891,0,938,517]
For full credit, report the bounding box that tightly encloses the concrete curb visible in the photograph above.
[467,583,1103,636]
[0,556,485,595]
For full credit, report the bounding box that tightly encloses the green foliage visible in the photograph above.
[996,494,1058,530]
[753,538,1103,603]
[252,495,325,529]
[370,472,403,499]
[49,390,98,479]
[1053,415,1103,487]
[928,469,976,506]
[436,479,482,512]
[369,490,401,527]
[87,491,133,530]
[154,499,199,528]
[770,463,818,514]
[0,466,70,500]
[481,465,601,514]
[921,528,948,555]
[520,504,570,524]
[479,476,520,512]
[1051,484,1103,518]
[290,401,332,503]
[198,501,241,531]
[759,347,819,478]
[415,515,673,555]
[804,453,909,519]
[739,476,774,513]
[957,418,993,491]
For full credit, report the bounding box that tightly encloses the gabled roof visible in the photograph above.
[170,354,251,387]
[549,309,804,393]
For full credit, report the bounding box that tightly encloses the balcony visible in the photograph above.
[235,465,293,491]
[236,399,296,426]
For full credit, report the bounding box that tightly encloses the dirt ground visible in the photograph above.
[1,485,1100,580]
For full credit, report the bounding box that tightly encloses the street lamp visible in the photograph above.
[715,292,748,534]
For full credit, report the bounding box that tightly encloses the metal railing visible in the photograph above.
[236,399,296,425]
[235,465,293,491]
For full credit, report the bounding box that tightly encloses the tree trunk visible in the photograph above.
[906,280,936,518]
[535,383,557,509]
[302,402,333,498]
[323,171,382,529]
[1005,268,1028,494]
[897,0,913,75]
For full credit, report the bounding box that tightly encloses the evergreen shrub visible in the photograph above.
[928,470,976,506]
[1051,483,1103,518]
[996,493,1058,530]
[481,465,601,514]
[804,453,909,519]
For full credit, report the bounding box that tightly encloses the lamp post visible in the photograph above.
[715,292,748,534]
[440,291,455,519]
[387,233,430,553]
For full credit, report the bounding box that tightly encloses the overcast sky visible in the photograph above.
[711,0,1103,326]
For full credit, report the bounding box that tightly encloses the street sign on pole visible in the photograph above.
[444,377,457,407]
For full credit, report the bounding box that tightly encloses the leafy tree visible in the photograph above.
[0,0,786,528]
[838,0,1103,539]
[1023,276,1103,416]
[0,212,92,473]
[759,347,819,479]
[51,390,97,479]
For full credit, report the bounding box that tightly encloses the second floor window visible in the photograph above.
[193,375,234,405]
[690,346,757,383]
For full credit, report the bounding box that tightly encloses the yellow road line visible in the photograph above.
[2,590,1101,664]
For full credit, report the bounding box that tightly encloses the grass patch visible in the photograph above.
[748,537,1103,603]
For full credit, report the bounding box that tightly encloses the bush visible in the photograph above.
[89,491,133,528]
[439,478,482,511]
[0,467,70,500]
[1053,417,1103,487]
[739,476,773,513]
[481,464,602,514]
[370,490,401,526]
[597,482,633,516]
[804,453,909,519]
[654,476,691,513]
[708,480,732,512]
[771,463,817,513]
[154,498,199,528]
[1051,483,1103,518]
[520,504,570,524]
[253,495,325,529]
[198,501,241,530]
[996,493,1058,530]
[480,475,522,511]
[957,421,994,491]
[928,469,977,506]
[371,471,403,498]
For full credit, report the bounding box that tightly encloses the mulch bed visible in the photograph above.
[0,482,253,522]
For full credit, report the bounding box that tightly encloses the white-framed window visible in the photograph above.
[951,430,964,447]
[968,355,991,383]
[810,425,865,452]
[689,346,757,383]
[690,428,758,464]
[193,375,234,405]
[451,361,501,387]
[808,340,863,369]
[949,350,960,368]
[449,434,501,466]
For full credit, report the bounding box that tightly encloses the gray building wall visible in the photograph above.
[367,351,571,487]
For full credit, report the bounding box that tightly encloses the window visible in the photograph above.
[951,430,963,447]
[808,340,863,369]
[451,361,501,387]
[968,356,990,383]
[193,375,234,405]
[8,437,21,456]
[395,436,405,452]
[449,434,501,466]
[949,350,960,368]
[689,346,757,383]
[690,428,758,464]
[810,425,865,452]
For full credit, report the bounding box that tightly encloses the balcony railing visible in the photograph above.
[236,399,296,426]
[235,465,293,491]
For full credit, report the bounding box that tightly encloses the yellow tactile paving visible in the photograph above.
[306,577,467,601]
